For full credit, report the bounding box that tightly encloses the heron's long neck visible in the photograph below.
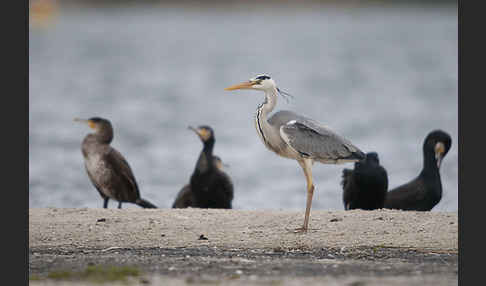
[255,88,278,147]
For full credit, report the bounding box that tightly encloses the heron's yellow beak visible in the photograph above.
[435,142,445,168]
[74,118,96,130]
[224,81,255,91]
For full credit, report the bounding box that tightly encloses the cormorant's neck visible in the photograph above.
[420,149,443,201]
[94,127,113,144]
[194,139,215,174]
[202,138,215,155]
[422,149,440,176]
[81,131,112,158]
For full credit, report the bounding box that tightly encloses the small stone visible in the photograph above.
[199,234,208,240]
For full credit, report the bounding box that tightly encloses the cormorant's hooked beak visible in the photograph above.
[74,118,96,130]
[434,142,445,169]
[74,118,88,123]
[224,81,255,91]
[188,126,210,141]
[188,125,199,136]
[188,125,200,135]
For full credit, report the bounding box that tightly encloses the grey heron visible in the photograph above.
[75,117,157,209]
[225,74,365,232]
[341,152,388,210]
[384,130,451,211]
[173,126,234,209]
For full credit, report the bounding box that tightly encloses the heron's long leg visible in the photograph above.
[103,198,109,209]
[295,159,315,233]
[118,201,122,209]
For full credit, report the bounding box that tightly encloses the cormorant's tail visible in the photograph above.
[136,198,158,208]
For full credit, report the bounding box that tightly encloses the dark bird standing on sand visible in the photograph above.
[172,156,226,208]
[341,152,388,210]
[384,130,452,211]
[172,126,233,209]
[75,117,157,209]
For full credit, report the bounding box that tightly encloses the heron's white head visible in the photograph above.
[224,74,276,92]
[225,74,293,102]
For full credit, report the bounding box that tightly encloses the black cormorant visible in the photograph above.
[172,126,233,209]
[172,156,225,208]
[341,152,388,210]
[384,130,452,211]
[75,117,157,209]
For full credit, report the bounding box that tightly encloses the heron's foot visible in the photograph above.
[293,226,308,233]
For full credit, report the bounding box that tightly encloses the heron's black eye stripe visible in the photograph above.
[89,117,103,123]
[256,75,270,80]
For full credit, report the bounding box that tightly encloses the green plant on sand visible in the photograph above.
[32,265,141,283]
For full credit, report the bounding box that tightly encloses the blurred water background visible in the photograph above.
[29,1,458,211]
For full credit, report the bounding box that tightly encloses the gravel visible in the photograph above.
[29,208,458,285]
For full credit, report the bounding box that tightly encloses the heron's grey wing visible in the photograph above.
[280,120,364,163]
[103,148,141,200]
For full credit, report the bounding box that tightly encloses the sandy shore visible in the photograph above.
[29,208,458,285]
